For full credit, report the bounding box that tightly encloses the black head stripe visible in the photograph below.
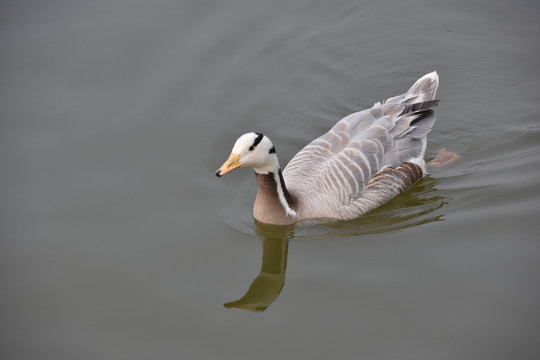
[252,132,264,148]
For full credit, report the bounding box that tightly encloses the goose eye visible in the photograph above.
[249,145,254,151]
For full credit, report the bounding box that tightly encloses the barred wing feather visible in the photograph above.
[283,71,439,219]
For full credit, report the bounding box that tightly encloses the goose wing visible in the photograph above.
[283,72,439,219]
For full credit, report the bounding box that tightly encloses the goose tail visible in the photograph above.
[385,71,439,105]
[385,72,440,172]
[405,71,439,102]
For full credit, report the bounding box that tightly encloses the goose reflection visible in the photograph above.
[224,222,294,312]
[224,176,448,312]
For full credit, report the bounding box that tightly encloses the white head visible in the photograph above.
[216,132,279,176]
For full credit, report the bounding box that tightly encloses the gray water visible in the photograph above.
[2,0,540,359]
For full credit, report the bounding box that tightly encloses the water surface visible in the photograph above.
[2,0,540,359]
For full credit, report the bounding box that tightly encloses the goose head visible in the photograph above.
[216,132,279,177]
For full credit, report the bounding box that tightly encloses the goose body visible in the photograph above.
[216,72,440,225]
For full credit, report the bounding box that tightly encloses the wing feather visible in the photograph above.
[283,72,440,219]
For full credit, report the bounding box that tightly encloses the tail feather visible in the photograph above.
[406,109,436,139]
[384,71,439,104]
[384,72,440,171]
[401,99,440,117]
[405,71,439,102]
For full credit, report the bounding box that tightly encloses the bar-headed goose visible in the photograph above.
[216,72,440,225]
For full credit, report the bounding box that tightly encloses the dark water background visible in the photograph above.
[2,0,540,359]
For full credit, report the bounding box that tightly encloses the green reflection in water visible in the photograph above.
[224,176,448,312]
[224,223,294,312]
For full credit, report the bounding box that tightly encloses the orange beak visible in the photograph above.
[215,153,242,177]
